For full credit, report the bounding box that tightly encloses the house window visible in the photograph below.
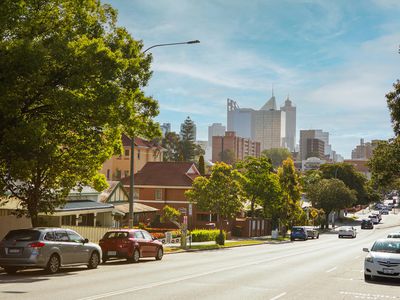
[106,169,110,180]
[125,149,130,157]
[155,189,162,200]
[124,170,129,178]
[137,149,141,160]
[115,169,121,180]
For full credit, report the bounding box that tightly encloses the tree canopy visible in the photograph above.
[262,148,292,168]
[0,0,160,225]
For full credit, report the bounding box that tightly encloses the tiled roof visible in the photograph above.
[55,200,114,212]
[113,202,158,213]
[122,134,160,149]
[121,162,200,187]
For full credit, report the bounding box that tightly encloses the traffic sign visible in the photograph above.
[310,210,318,218]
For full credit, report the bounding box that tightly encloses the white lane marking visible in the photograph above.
[77,249,311,300]
[340,291,399,299]
[270,292,287,300]
[326,266,337,273]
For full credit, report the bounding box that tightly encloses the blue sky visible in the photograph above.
[106,0,400,158]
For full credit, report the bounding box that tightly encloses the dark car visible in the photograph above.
[99,229,163,263]
[290,226,308,241]
[0,228,101,275]
[361,219,374,229]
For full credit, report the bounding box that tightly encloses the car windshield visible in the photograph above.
[371,241,400,253]
[4,229,41,241]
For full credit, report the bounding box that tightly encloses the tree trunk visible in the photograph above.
[325,214,330,229]
[250,198,255,219]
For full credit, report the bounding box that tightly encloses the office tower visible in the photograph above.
[227,98,254,139]
[351,139,380,160]
[208,123,226,147]
[300,129,331,160]
[281,96,296,152]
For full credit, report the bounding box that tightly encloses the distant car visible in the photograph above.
[0,228,101,275]
[371,211,382,221]
[338,226,357,238]
[368,215,379,224]
[375,203,384,210]
[290,226,308,241]
[387,233,400,238]
[99,229,163,263]
[364,239,400,281]
[381,209,389,215]
[361,219,374,229]
[305,227,319,239]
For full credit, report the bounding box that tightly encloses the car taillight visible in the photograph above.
[28,242,45,248]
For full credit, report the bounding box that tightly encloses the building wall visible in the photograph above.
[253,110,286,150]
[306,138,325,159]
[227,99,254,139]
[281,98,296,152]
[100,146,163,180]
[208,123,226,147]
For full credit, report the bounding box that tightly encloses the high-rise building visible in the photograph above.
[281,96,296,152]
[160,123,171,137]
[227,99,254,139]
[300,129,331,160]
[212,131,260,163]
[306,138,325,159]
[227,94,294,151]
[253,96,286,150]
[208,123,226,147]
[351,139,380,160]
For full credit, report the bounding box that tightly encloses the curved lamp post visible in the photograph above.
[128,40,200,227]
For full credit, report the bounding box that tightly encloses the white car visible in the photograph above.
[368,215,379,224]
[338,226,357,238]
[387,232,400,238]
[364,239,400,281]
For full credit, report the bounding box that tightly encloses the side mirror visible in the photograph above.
[363,248,369,252]
[83,238,89,244]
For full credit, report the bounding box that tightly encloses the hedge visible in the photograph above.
[191,229,226,242]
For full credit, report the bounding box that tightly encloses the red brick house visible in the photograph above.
[121,162,220,229]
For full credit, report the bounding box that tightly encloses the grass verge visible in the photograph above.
[164,240,265,252]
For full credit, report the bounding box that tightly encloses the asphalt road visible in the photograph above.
[1,213,399,300]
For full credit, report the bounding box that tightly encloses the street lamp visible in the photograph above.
[128,40,200,227]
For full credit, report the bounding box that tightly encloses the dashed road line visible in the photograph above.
[326,266,337,273]
[270,292,287,300]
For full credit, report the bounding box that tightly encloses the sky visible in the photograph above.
[106,0,400,159]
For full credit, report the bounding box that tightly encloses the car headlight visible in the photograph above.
[365,256,373,263]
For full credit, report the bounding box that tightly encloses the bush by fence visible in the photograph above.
[191,229,226,242]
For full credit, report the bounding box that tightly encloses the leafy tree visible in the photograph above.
[0,1,160,226]
[236,156,274,218]
[186,162,244,245]
[277,158,303,235]
[307,179,357,228]
[161,205,189,249]
[219,149,236,165]
[198,155,205,175]
[161,132,181,161]
[262,148,292,168]
[386,80,400,135]
[319,163,368,205]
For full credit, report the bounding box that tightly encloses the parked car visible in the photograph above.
[387,232,400,238]
[372,211,382,221]
[338,226,357,238]
[380,208,389,215]
[290,226,308,241]
[305,227,319,239]
[0,228,101,275]
[364,239,400,281]
[368,215,380,224]
[361,219,374,229]
[99,229,163,263]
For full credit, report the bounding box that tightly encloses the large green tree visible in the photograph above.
[307,179,356,228]
[319,163,368,205]
[262,148,292,168]
[180,116,197,161]
[186,162,244,245]
[236,156,274,218]
[0,0,160,226]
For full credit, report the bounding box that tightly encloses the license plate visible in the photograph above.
[8,248,21,254]
[107,251,117,256]
[383,268,394,274]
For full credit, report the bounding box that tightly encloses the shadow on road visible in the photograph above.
[365,277,400,286]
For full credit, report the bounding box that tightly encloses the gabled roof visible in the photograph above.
[122,134,161,149]
[121,162,201,187]
[98,181,128,203]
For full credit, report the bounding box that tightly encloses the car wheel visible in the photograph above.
[4,266,19,275]
[316,234,319,239]
[128,249,140,263]
[290,238,294,241]
[155,247,163,261]
[88,251,100,269]
[338,235,341,238]
[364,273,372,281]
[46,254,60,274]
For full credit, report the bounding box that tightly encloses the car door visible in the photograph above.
[133,231,146,257]
[141,230,157,257]
[67,230,89,264]
[54,230,74,265]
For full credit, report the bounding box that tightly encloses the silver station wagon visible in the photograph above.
[0,228,102,274]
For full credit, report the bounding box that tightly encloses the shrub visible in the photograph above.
[215,232,225,245]
[191,229,226,242]
[151,232,165,239]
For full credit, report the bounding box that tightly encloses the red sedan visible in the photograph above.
[99,229,163,263]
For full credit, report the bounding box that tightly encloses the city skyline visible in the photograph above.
[106,0,400,158]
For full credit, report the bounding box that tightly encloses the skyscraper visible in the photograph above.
[300,129,331,160]
[208,123,226,147]
[227,99,254,139]
[281,96,296,152]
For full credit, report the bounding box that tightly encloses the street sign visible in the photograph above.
[310,210,318,218]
